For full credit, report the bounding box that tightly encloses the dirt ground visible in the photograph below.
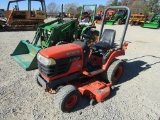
[0,19,160,120]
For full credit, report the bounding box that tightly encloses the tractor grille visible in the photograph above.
[38,56,82,77]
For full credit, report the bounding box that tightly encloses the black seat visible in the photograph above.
[92,29,116,52]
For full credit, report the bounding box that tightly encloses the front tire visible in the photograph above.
[54,85,81,112]
[34,70,42,87]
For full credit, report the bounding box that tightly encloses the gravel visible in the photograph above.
[0,18,160,120]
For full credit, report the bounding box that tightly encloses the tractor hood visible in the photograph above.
[39,43,83,59]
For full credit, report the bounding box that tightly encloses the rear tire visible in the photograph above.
[101,60,124,85]
[130,21,134,26]
[118,18,122,25]
[54,85,81,112]
[107,60,124,85]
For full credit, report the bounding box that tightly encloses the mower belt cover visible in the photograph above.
[11,40,41,71]
[73,79,111,102]
[142,22,159,29]
[105,20,115,25]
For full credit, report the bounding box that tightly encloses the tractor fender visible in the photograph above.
[102,50,125,70]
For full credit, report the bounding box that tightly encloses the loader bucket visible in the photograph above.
[11,40,41,71]
[105,20,115,25]
[142,22,159,29]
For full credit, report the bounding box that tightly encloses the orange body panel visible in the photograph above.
[72,79,111,102]
[39,43,85,81]
[82,50,125,77]
[96,10,116,24]
[39,43,83,59]
[102,50,125,70]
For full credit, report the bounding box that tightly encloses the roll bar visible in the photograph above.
[99,6,131,48]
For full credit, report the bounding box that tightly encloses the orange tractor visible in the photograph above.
[35,6,131,112]
[95,10,116,24]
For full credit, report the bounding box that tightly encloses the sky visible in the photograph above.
[0,0,112,10]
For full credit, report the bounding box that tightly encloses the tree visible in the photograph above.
[97,4,105,13]
[129,0,146,13]
[106,0,119,6]
[64,3,78,14]
[148,0,160,13]
[47,2,59,14]
[76,6,82,13]
[121,0,132,6]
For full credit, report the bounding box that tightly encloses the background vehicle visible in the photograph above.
[0,9,5,18]
[142,14,160,29]
[95,10,116,24]
[56,12,67,18]
[105,9,128,25]
[129,14,147,26]
[80,4,97,23]
[0,0,46,31]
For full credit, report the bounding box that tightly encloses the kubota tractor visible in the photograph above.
[35,6,131,112]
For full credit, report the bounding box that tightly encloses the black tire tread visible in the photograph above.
[34,70,41,86]
[118,18,122,25]
[34,70,39,81]
[107,60,124,85]
[54,85,80,112]
[101,59,117,82]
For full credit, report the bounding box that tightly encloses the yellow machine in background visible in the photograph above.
[0,0,46,30]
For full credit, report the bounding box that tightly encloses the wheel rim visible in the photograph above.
[114,66,123,80]
[66,95,78,108]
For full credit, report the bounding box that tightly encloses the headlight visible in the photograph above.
[37,53,56,66]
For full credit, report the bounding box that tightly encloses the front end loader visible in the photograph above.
[11,18,78,71]
[142,14,160,29]
[11,17,99,71]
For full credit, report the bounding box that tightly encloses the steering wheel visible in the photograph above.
[81,34,95,47]
[82,34,94,42]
